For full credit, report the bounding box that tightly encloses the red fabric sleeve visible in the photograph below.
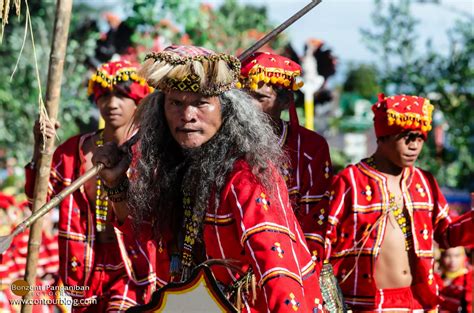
[228,167,322,312]
[322,173,352,261]
[426,173,474,248]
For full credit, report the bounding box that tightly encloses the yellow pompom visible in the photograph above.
[421,126,427,132]
[427,125,432,131]
[91,74,97,81]
[101,81,108,88]
[388,117,395,126]
[149,87,155,93]
[130,73,138,80]
[263,76,270,84]
[395,118,401,125]
[406,120,413,126]
[251,75,259,83]
[235,81,242,89]
[414,121,420,128]
[270,77,278,84]
[283,79,291,87]
[96,76,102,83]
[122,74,129,81]
[250,82,258,90]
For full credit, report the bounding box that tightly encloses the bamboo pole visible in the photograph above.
[21,1,73,312]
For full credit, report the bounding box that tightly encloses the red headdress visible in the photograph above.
[372,93,434,139]
[237,52,304,127]
[87,60,154,104]
[237,52,304,92]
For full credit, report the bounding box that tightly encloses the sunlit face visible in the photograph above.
[441,247,466,272]
[378,131,425,168]
[247,84,284,120]
[96,93,137,129]
[164,90,222,149]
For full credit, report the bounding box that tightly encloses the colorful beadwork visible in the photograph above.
[271,242,285,258]
[284,292,300,311]
[95,130,108,232]
[389,193,413,250]
[256,193,270,211]
[181,195,200,281]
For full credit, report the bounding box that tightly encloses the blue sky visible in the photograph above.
[210,0,473,61]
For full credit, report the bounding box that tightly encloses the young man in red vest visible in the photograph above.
[25,61,154,312]
[315,94,473,311]
[238,52,333,266]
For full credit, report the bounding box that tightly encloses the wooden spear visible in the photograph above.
[21,1,73,312]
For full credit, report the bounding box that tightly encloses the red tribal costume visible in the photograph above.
[238,52,333,265]
[320,94,474,311]
[116,160,325,313]
[439,264,472,312]
[24,61,154,312]
[0,193,58,313]
[114,46,326,312]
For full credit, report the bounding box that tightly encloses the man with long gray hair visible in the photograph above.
[93,46,325,312]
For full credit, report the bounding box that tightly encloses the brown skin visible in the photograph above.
[246,84,291,133]
[441,247,466,286]
[371,131,425,289]
[33,93,137,241]
[93,90,224,223]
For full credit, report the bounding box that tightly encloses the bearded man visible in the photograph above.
[94,45,325,312]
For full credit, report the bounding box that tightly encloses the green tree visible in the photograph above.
[0,1,98,168]
[124,0,286,55]
[342,64,380,100]
[362,0,474,190]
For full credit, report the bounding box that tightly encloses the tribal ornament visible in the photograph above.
[141,45,241,96]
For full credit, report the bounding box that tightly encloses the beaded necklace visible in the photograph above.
[388,193,413,250]
[94,130,108,232]
[179,194,200,281]
[365,156,413,250]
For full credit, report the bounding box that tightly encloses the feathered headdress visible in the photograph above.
[140,45,241,96]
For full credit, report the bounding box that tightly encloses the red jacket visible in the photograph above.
[116,159,324,312]
[25,133,156,299]
[279,121,333,266]
[321,160,474,310]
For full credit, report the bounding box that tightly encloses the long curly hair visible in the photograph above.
[128,89,286,237]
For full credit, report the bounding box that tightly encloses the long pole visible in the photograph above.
[238,0,321,62]
[21,1,73,312]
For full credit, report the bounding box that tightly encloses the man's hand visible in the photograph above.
[92,142,131,188]
[32,118,60,162]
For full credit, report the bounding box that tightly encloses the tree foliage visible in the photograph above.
[362,0,474,189]
[0,1,98,167]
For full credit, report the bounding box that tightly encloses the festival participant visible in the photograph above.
[438,247,472,313]
[0,192,57,313]
[319,94,474,311]
[93,45,325,312]
[24,61,154,312]
[238,52,333,263]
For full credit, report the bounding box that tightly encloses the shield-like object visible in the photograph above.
[127,264,238,313]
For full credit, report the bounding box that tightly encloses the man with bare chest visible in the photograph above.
[318,94,474,311]
[25,61,154,312]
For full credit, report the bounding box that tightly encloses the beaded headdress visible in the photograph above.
[372,93,434,139]
[140,45,241,96]
[237,52,304,91]
[87,60,153,104]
